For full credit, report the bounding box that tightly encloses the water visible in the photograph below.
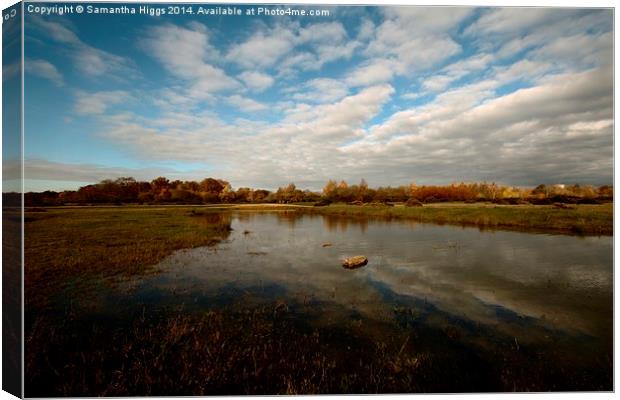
[111,211,613,391]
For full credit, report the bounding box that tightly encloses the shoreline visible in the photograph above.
[22,202,614,236]
[302,202,613,236]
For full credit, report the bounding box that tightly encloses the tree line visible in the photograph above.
[14,176,614,207]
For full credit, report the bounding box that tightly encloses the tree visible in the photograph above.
[356,178,369,202]
[137,192,155,204]
[219,183,236,203]
[251,189,270,203]
[151,177,170,193]
[235,187,252,203]
[323,180,338,200]
[200,178,224,194]
[598,185,613,198]
[181,180,200,192]
[532,184,549,198]
[335,180,352,202]
[275,183,302,203]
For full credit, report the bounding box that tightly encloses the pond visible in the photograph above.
[93,211,615,392]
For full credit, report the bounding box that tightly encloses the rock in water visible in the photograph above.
[342,256,368,269]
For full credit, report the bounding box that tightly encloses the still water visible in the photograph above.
[118,211,612,390]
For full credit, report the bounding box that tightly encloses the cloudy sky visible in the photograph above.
[20,4,613,191]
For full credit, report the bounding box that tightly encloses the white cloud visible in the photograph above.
[143,24,239,98]
[3,61,20,82]
[313,40,360,68]
[366,8,469,66]
[22,158,202,188]
[31,17,81,45]
[289,78,349,103]
[298,21,348,44]
[356,18,375,41]
[465,8,560,36]
[144,23,215,77]
[152,87,214,109]
[27,8,613,190]
[239,71,275,92]
[341,66,612,186]
[226,95,268,112]
[366,79,498,143]
[382,7,473,33]
[74,90,130,115]
[31,17,135,78]
[226,24,296,69]
[421,75,454,92]
[25,59,64,85]
[228,21,360,76]
[276,52,316,77]
[91,85,394,188]
[346,59,398,87]
[345,7,472,88]
[73,46,130,78]
[530,31,612,69]
[493,59,553,85]
[283,84,393,125]
[469,9,612,62]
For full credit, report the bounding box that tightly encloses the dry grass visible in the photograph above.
[307,203,613,235]
[3,208,23,393]
[25,301,612,396]
[25,207,233,308]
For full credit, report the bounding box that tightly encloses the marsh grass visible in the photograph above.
[25,300,611,396]
[308,203,613,235]
[25,207,233,308]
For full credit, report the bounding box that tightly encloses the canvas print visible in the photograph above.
[2,1,614,396]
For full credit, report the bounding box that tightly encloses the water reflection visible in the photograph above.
[141,213,607,331]
[323,214,369,233]
[193,211,233,230]
[120,212,611,374]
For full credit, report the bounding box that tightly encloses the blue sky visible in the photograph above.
[17,4,613,191]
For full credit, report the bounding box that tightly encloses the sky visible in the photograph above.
[13,3,614,191]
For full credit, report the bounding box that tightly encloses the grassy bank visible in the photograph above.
[24,206,233,308]
[307,203,613,236]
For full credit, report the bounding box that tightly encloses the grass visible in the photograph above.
[307,203,613,236]
[24,206,233,308]
[3,209,23,393]
[26,300,612,396]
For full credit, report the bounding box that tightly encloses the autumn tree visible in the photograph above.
[200,178,225,194]
[323,180,338,200]
[356,178,369,202]
[151,177,170,194]
[251,189,271,203]
[219,183,236,203]
[598,185,613,198]
[235,187,252,203]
